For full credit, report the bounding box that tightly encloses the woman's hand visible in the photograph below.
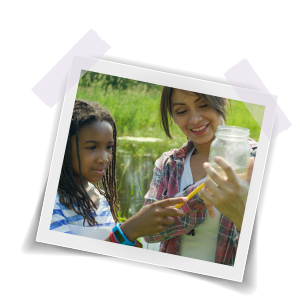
[120,197,188,242]
[198,156,255,231]
[203,199,215,218]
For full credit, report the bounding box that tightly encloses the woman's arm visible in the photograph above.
[199,156,255,231]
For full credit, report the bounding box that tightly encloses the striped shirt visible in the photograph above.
[50,185,115,237]
[143,139,258,266]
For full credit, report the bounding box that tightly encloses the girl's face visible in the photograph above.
[71,120,114,188]
[171,89,224,147]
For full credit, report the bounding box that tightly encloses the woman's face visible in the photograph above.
[171,89,224,147]
[71,120,114,188]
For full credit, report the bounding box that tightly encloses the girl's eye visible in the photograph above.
[87,146,96,150]
[200,104,208,108]
[106,145,113,151]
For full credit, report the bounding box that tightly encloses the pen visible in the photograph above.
[174,182,205,209]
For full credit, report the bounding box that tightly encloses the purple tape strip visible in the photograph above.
[32,29,110,108]
[225,59,291,140]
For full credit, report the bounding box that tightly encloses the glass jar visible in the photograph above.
[208,125,251,182]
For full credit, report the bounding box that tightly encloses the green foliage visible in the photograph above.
[77,72,263,142]
[226,100,264,142]
[76,84,188,154]
[79,71,161,92]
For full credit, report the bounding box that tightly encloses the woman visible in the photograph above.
[142,88,257,265]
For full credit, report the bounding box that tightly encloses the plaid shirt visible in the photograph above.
[143,139,258,266]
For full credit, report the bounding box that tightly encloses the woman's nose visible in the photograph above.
[189,111,202,124]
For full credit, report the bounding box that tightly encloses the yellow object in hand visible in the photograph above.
[174,182,205,209]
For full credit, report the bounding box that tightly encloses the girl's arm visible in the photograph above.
[103,197,188,247]
[104,236,143,248]
[51,195,187,247]
[143,159,209,244]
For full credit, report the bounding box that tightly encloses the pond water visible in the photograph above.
[115,137,185,251]
[116,138,168,219]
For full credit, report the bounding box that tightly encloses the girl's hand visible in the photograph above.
[120,197,188,242]
[105,237,143,248]
[198,156,255,231]
[133,240,143,248]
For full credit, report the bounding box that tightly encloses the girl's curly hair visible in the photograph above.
[58,99,119,226]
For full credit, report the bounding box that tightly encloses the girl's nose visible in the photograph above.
[96,153,109,163]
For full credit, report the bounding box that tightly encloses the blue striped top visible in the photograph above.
[50,185,115,236]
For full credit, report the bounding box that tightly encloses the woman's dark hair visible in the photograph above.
[58,99,119,226]
[160,87,229,139]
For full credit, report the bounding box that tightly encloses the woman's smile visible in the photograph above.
[189,123,209,135]
[171,89,224,147]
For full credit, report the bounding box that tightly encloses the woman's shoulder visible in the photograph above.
[248,138,258,157]
[248,138,258,149]
[155,140,194,168]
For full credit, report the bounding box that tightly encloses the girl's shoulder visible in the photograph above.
[54,192,69,210]
[88,183,109,205]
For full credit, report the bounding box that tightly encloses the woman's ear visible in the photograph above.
[222,98,227,108]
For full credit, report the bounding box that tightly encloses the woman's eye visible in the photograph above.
[200,104,208,108]
[177,110,187,115]
[87,146,96,150]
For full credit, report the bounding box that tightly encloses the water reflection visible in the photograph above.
[115,137,185,251]
[116,137,185,218]
[116,139,167,219]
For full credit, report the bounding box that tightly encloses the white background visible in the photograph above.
[1,1,299,299]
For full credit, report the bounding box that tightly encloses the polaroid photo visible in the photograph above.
[36,56,277,282]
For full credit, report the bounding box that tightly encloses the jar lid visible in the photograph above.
[216,125,250,139]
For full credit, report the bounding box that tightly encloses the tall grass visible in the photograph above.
[226,101,264,142]
[76,85,263,143]
[77,85,165,137]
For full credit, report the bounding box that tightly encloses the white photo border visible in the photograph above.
[36,56,277,282]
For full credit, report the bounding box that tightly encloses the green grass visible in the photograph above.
[226,100,264,142]
[76,85,166,137]
[76,86,263,144]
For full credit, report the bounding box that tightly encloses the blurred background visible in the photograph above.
[76,71,264,225]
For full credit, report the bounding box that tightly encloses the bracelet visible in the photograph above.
[112,223,136,246]
[109,231,118,243]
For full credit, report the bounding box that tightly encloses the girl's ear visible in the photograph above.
[222,98,227,108]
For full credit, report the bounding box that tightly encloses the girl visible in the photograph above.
[50,99,187,246]
[143,88,257,264]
